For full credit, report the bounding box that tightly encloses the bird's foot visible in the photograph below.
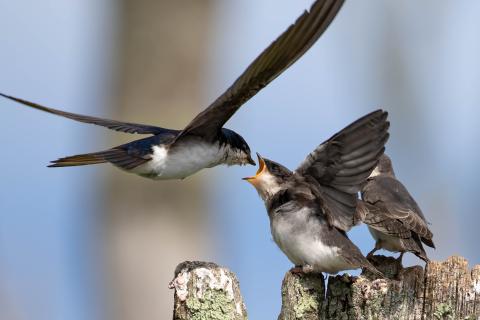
[302,264,314,274]
[367,245,380,260]
[340,273,352,283]
[289,264,314,275]
[289,266,304,274]
[396,252,404,266]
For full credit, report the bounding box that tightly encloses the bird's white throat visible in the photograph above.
[253,171,283,201]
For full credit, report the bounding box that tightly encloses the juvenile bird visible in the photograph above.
[0,0,345,180]
[244,110,389,276]
[357,154,435,262]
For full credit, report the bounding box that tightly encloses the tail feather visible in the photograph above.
[362,261,385,279]
[48,151,114,167]
[421,236,435,249]
[49,149,149,170]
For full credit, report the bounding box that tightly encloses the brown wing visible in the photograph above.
[362,176,434,247]
[176,0,345,141]
[296,110,390,231]
[357,200,429,261]
[0,93,176,135]
[356,200,412,239]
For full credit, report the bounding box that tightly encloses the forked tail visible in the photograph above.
[48,150,117,167]
[48,148,149,170]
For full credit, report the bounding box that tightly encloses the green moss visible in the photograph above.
[433,303,454,319]
[185,289,245,320]
[290,276,323,319]
[292,292,320,318]
[329,279,351,296]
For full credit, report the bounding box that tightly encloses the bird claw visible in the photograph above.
[290,266,304,274]
[289,264,314,275]
[302,264,314,273]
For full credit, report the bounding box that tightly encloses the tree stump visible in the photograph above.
[169,261,247,320]
[170,256,480,319]
[278,271,325,320]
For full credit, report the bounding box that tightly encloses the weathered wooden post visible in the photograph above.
[170,256,480,319]
[169,261,247,320]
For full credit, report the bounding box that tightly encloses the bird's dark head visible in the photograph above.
[221,128,255,166]
[370,154,395,178]
[243,153,292,200]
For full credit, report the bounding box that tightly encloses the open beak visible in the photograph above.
[242,153,265,182]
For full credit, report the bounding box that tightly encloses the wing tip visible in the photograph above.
[0,92,16,102]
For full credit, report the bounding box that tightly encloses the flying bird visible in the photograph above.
[357,154,435,262]
[244,110,389,276]
[0,0,345,180]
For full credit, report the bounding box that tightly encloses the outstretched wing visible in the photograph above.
[362,176,434,247]
[0,93,176,135]
[176,0,345,141]
[296,110,389,231]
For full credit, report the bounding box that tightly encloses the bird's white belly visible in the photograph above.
[272,210,351,274]
[132,143,223,179]
[368,227,404,252]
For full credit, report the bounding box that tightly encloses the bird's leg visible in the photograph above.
[367,242,381,259]
[290,264,314,275]
[396,252,405,265]
[340,273,351,283]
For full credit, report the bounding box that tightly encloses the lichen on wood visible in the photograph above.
[170,261,247,320]
[325,256,425,319]
[171,256,480,320]
[423,256,480,319]
[277,271,325,320]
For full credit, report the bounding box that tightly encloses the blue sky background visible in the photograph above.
[1,1,480,320]
[0,1,115,319]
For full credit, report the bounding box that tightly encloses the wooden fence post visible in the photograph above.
[170,256,480,319]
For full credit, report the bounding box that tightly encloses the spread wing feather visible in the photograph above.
[296,110,390,231]
[177,0,345,141]
[0,93,176,135]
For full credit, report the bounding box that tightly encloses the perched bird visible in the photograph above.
[0,0,345,180]
[357,154,435,262]
[244,110,389,276]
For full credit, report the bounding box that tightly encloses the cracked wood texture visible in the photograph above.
[171,256,480,319]
[170,261,247,320]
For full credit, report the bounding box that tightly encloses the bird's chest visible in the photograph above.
[137,143,223,179]
[271,212,312,266]
[271,206,344,272]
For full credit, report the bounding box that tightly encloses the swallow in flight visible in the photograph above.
[1,0,344,180]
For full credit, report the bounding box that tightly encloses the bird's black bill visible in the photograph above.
[247,154,256,166]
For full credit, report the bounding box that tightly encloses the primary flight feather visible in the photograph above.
[1,0,345,180]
